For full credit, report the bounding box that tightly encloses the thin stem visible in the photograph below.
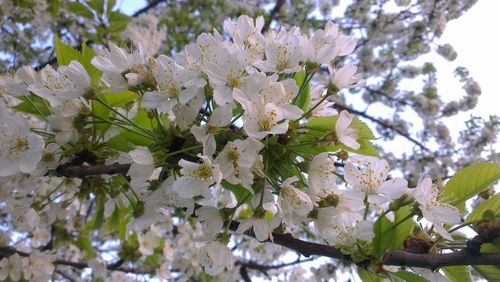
[160,145,203,161]
[295,92,332,121]
[95,97,154,138]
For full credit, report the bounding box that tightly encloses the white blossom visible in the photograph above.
[173,155,222,198]
[344,157,408,205]
[199,241,234,275]
[336,110,360,150]
[411,177,461,240]
[28,61,90,105]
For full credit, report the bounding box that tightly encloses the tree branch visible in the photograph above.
[227,221,500,269]
[54,162,131,178]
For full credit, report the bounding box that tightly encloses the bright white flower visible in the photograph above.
[47,99,82,145]
[0,106,44,176]
[173,155,222,198]
[199,241,234,275]
[236,214,281,242]
[0,66,38,97]
[335,110,360,150]
[204,48,250,105]
[301,20,356,64]
[412,177,461,240]
[308,152,339,197]
[196,206,223,240]
[344,157,408,205]
[127,147,155,185]
[224,15,266,62]
[279,177,314,218]
[12,207,40,232]
[235,90,289,139]
[91,43,145,89]
[142,55,204,113]
[28,61,90,104]
[191,104,233,157]
[215,138,263,191]
[254,28,303,73]
[329,63,365,89]
[182,31,224,76]
[318,216,374,246]
[237,73,302,120]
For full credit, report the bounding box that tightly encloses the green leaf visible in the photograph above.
[54,35,81,66]
[92,99,111,134]
[465,194,500,224]
[443,266,472,282]
[87,0,104,15]
[390,206,413,251]
[306,116,335,132]
[12,95,51,117]
[358,268,384,282]
[441,162,500,212]
[221,181,252,205]
[48,0,61,16]
[103,91,138,107]
[106,134,133,152]
[392,271,430,282]
[306,116,376,140]
[293,71,310,112]
[352,139,379,157]
[106,0,116,14]
[80,42,102,85]
[372,216,394,258]
[67,2,94,19]
[473,244,500,281]
[144,253,161,268]
[108,12,131,34]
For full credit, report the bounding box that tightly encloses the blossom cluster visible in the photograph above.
[0,15,469,280]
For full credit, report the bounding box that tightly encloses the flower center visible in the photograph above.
[194,164,213,181]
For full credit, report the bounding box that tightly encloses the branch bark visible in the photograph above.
[227,221,500,269]
[54,162,131,178]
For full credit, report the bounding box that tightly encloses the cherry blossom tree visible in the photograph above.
[0,1,499,281]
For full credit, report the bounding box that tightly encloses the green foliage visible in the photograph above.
[12,95,52,118]
[389,206,413,251]
[372,216,393,258]
[81,42,102,85]
[465,194,500,224]
[54,35,81,66]
[67,2,94,19]
[293,71,311,112]
[441,162,500,212]
[391,271,430,282]
[443,266,472,282]
[474,242,500,281]
[358,267,384,282]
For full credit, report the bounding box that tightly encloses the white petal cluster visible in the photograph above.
[411,177,461,240]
